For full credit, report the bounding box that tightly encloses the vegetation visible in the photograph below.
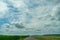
[0,34,60,40]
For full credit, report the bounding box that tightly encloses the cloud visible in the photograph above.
[0,0,60,35]
[0,1,8,18]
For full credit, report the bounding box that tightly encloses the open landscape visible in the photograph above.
[0,34,60,40]
[0,0,60,40]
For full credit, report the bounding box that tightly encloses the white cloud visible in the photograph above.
[0,0,60,35]
[0,1,8,18]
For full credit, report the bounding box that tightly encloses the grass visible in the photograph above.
[33,36,60,40]
[0,35,28,40]
[0,35,20,40]
[0,34,60,40]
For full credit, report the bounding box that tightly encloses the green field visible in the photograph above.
[0,35,60,40]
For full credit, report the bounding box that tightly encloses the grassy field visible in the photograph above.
[33,36,60,40]
[0,35,60,40]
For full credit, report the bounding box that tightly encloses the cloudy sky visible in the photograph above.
[0,0,60,35]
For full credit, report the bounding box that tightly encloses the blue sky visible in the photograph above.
[0,0,60,35]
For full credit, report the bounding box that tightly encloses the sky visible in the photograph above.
[0,0,60,35]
